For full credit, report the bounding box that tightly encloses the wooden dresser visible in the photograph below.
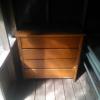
[16,31,84,80]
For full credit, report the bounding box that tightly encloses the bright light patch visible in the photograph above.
[0,88,4,100]
[46,92,55,100]
[24,95,33,100]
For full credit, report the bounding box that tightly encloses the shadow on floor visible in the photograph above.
[6,79,46,100]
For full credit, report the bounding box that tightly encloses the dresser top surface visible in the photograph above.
[15,30,84,37]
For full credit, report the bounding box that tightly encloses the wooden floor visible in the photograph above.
[6,72,98,100]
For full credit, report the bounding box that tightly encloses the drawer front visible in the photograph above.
[21,37,81,49]
[23,69,74,78]
[23,59,76,69]
[22,49,78,59]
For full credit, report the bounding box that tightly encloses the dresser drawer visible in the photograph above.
[23,69,75,78]
[16,31,84,79]
[22,49,78,59]
[23,59,76,69]
[21,37,81,49]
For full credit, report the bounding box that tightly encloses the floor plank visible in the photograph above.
[7,80,36,100]
[54,79,65,100]
[23,80,36,100]
[72,79,86,100]
[24,83,36,100]
[63,79,75,100]
[35,80,45,100]
[46,79,55,100]
[6,73,98,100]
[79,73,98,100]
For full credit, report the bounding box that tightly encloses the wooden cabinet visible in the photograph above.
[16,31,84,80]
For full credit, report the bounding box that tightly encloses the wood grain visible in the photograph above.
[16,38,23,61]
[16,31,84,79]
[35,80,45,100]
[23,59,76,69]
[46,79,55,100]
[21,37,81,49]
[72,79,86,100]
[63,79,75,100]
[23,69,75,79]
[22,49,78,59]
[54,79,65,100]
[16,31,84,37]
[7,74,98,100]
[79,73,98,100]
[73,36,84,80]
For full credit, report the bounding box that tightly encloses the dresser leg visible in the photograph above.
[73,67,78,81]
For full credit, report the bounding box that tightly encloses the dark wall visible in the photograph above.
[0,0,16,36]
[12,0,85,32]
[86,0,100,34]
[13,0,47,24]
[50,0,84,25]
[2,0,100,33]
[12,0,47,29]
